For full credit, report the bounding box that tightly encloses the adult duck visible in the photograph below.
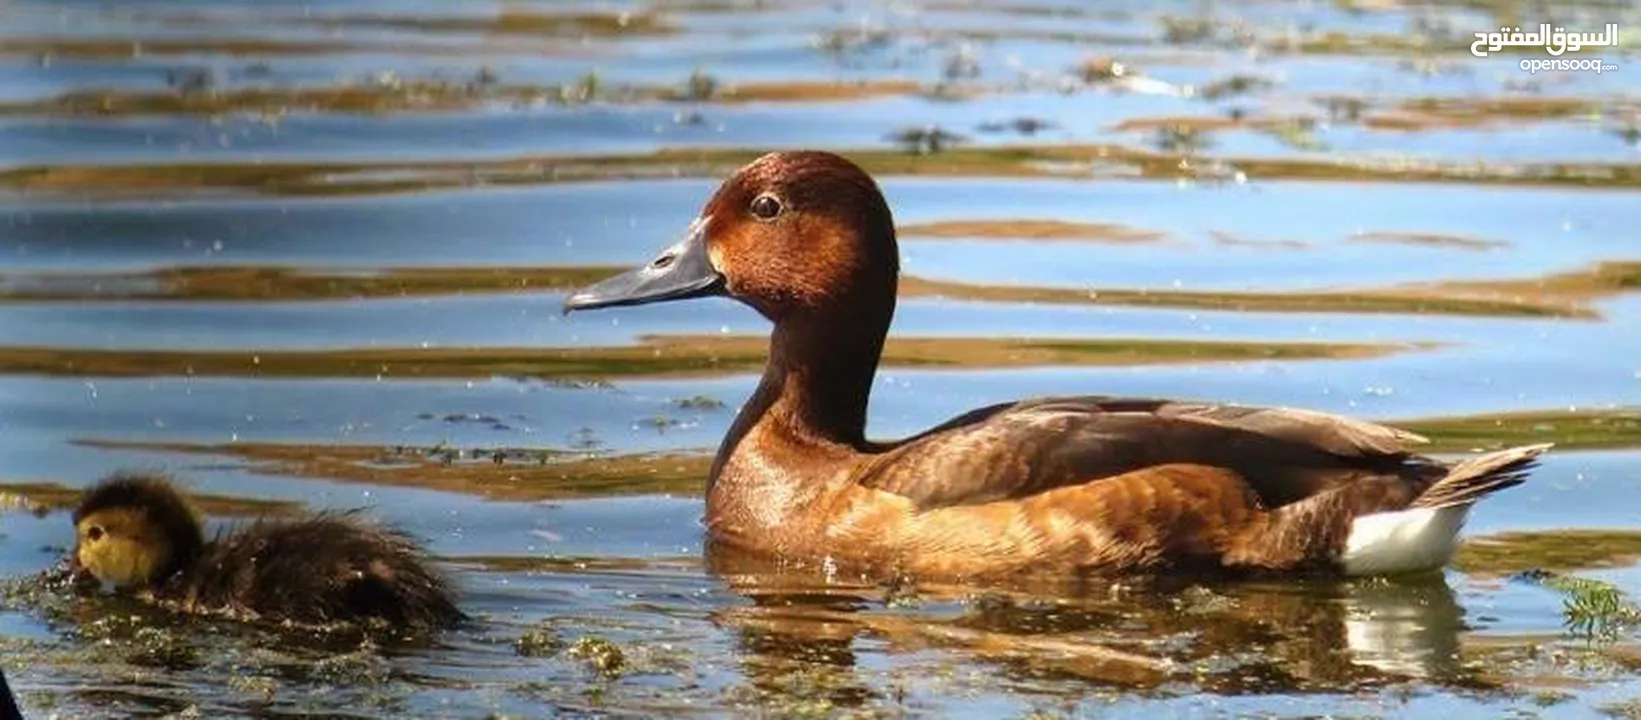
[563,150,1549,580]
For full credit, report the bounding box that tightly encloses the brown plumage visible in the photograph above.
[563,150,1551,581]
[71,472,463,630]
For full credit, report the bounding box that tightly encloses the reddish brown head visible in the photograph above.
[564,151,900,322]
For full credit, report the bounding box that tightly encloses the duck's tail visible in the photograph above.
[1340,443,1553,577]
[1408,443,1552,510]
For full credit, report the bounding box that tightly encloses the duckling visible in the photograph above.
[71,472,463,631]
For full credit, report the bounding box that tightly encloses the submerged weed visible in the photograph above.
[673,395,727,410]
[125,626,203,670]
[683,69,718,101]
[1545,575,1641,641]
[309,643,392,685]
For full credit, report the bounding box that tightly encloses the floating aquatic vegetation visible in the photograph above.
[567,636,629,678]
[0,334,1423,383]
[672,395,727,410]
[1506,570,1641,642]
[6,260,1634,319]
[1456,529,1641,576]
[1348,231,1510,252]
[1265,117,1329,152]
[1151,124,1213,153]
[975,117,1055,136]
[9,144,1641,199]
[888,126,968,155]
[1400,408,1641,453]
[515,623,568,658]
[1195,74,1275,102]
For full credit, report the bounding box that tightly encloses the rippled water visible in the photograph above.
[3,0,1641,717]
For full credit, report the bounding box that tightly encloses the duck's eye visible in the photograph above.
[749,194,783,221]
[87,525,104,542]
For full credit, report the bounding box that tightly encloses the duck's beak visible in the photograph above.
[563,217,725,314]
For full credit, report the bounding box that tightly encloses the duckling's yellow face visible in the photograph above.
[74,508,173,589]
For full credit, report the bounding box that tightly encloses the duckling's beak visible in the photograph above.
[563,217,725,314]
[60,553,98,593]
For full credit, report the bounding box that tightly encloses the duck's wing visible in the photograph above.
[856,396,1436,511]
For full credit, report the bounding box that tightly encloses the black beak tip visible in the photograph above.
[561,292,593,316]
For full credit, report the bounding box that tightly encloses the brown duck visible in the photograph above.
[563,150,1550,581]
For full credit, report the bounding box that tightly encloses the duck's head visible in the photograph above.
[71,473,205,590]
[564,151,900,323]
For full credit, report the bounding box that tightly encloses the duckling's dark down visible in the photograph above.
[71,472,462,630]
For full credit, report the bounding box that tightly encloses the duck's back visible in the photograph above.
[857,396,1445,511]
[174,513,462,629]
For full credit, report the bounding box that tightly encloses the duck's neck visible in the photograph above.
[709,305,890,489]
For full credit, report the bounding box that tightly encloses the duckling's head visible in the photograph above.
[563,151,900,323]
[72,473,205,590]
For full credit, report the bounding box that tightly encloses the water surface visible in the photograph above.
[3,0,1641,717]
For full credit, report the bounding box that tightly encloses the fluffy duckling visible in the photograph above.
[71,472,463,631]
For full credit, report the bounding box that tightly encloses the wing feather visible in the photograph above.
[856,396,1431,511]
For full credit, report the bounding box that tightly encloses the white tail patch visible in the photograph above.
[1341,505,1471,577]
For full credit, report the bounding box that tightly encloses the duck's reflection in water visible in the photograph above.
[706,550,1488,707]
